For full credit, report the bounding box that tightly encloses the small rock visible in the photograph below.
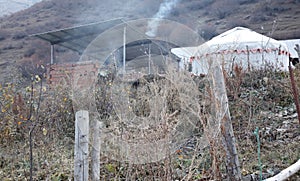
[267,168,275,176]
[288,107,295,113]
[291,113,298,118]
[292,118,298,123]
[276,128,287,132]
[281,110,288,117]
[282,120,291,124]
[263,77,269,84]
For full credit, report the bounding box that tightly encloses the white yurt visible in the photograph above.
[279,39,300,59]
[171,46,200,72]
[172,27,291,75]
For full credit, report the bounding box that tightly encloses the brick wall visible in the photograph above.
[48,61,100,89]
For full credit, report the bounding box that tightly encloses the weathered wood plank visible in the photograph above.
[91,117,102,181]
[74,110,89,181]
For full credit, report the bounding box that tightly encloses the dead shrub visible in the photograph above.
[12,31,26,40]
[24,48,35,57]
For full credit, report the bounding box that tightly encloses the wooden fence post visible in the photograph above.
[74,110,89,181]
[207,59,242,181]
[91,117,102,181]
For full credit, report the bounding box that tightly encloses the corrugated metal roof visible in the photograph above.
[31,18,125,54]
[31,18,176,61]
[31,18,200,68]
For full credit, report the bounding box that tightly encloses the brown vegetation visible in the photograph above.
[0,61,299,180]
[0,0,300,180]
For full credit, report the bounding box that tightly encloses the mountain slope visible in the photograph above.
[0,0,300,82]
[0,0,42,17]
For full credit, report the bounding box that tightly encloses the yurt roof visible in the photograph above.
[171,27,290,60]
[203,27,289,52]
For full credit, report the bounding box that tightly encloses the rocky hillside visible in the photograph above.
[0,0,300,82]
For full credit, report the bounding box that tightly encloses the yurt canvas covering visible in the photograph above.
[279,39,300,58]
[172,27,290,75]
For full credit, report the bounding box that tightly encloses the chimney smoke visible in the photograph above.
[146,0,180,37]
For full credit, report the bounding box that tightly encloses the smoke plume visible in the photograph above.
[146,0,180,37]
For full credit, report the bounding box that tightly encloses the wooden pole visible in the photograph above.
[148,43,151,74]
[74,110,89,181]
[289,60,300,124]
[207,58,242,181]
[246,45,250,71]
[91,118,102,181]
[123,26,126,74]
[50,44,54,64]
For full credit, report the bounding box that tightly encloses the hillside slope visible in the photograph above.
[0,0,300,82]
[0,0,42,17]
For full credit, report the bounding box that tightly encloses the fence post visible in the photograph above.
[74,110,89,181]
[207,59,242,181]
[91,116,102,181]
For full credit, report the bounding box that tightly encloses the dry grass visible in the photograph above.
[1,61,299,180]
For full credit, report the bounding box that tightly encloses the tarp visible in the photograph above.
[172,27,291,75]
[171,46,198,59]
